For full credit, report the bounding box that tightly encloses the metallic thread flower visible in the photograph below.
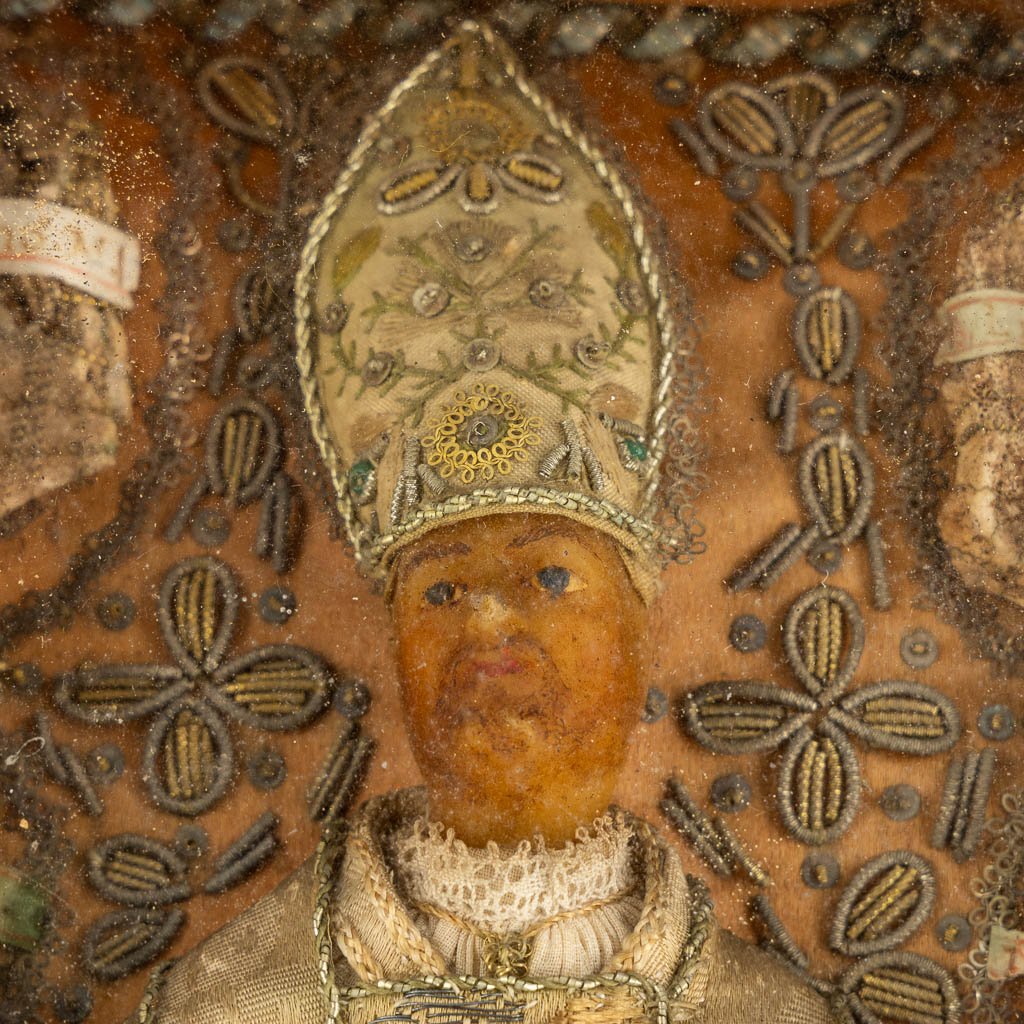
[378,97,564,215]
[684,585,960,845]
[56,557,332,816]
[424,382,542,484]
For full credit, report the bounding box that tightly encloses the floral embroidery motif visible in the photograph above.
[425,383,541,484]
[684,586,960,845]
[55,557,333,816]
[378,96,564,215]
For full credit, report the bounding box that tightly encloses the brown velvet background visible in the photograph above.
[1,4,1022,1022]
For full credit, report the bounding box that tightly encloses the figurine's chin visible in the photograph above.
[446,705,568,760]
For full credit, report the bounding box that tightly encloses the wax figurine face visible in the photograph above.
[391,513,649,847]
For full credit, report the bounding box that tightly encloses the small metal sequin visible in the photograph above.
[801,852,839,889]
[173,824,208,860]
[258,586,296,625]
[642,687,669,724]
[879,784,921,822]
[216,217,252,253]
[731,249,771,281]
[836,230,876,270]
[53,985,92,1024]
[721,165,760,202]
[528,278,565,309]
[808,395,844,433]
[463,413,501,449]
[729,614,767,653]
[453,234,490,262]
[782,262,821,297]
[464,339,500,371]
[900,628,939,670]
[978,704,1016,741]
[247,747,286,791]
[361,351,394,388]
[96,592,136,631]
[710,774,752,813]
[334,677,372,719]
[86,744,124,786]
[652,71,690,107]
[575,334,610,369]
[411,282,450,317]
[615,278,648,315]
[318,302,348,333]
[190,507,232,547]
[934,914,972,952]
[806,540,842,575]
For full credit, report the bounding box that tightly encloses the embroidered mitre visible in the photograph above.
[295,21,695,599]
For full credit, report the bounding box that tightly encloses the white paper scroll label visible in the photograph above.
[935,288,1024,366]
[0,197,140,309]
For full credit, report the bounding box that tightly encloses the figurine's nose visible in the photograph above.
[466,590,516,638]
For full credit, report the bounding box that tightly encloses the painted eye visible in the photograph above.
[535,566,571,597]
[424,581,460,606]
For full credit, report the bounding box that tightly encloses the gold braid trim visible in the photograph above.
[349,832,448,976]
[611,822,671,974]
[333,914,387,982]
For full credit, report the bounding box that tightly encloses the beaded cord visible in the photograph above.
[851,368,870,436]
[203,811,278,894]
[307,721,375,826]
[136,960,178,1024]
[729,521,822,591]
[752,892,808,969]
[661,775,769,885]
[932,749,997,862]
[255,470,294,573]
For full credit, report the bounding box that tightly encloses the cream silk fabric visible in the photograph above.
[140,790,842,1024]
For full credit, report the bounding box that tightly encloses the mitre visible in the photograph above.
[295,20,690,599]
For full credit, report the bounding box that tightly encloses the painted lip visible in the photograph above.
[468,654,524,677]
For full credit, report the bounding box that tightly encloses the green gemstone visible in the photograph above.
[624,437,648,462]
[0,868,47,952]
[347,459,373,496]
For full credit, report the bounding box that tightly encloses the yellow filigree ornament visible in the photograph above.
[425,383,541,484]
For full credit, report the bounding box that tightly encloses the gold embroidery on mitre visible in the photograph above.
[295,20,682,582]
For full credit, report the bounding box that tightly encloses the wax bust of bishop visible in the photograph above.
[130,22,844,1024]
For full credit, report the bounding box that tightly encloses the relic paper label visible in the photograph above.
[0,198,140,309]
[935,288,1024,365]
